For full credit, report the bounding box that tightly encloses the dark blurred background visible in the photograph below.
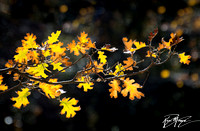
[0,0,200,130]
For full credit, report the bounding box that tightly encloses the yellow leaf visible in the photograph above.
[60,97,81,118]
[77,76,94,92]
[11,88,31,109]
[98,51,107,64]
[121,78,144,100]
[47,30,61,44]
[49,42,66,57]
[14,47,29,64]
[131,41,146,52]
[51,62,64,71]
[178,52,191,65]
[39,79,62,99]
[0,75,8,91]
[26,63,49,78]
[78,31,89,43]
[123,57,136,70]
[113,63,125,76]
[108,79,121,98]
[21,33,38,49]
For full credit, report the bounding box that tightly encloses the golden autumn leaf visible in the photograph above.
[51,62,64,71]
[60,97,81,118]
[131,41,146,52]
[108,79,121,98]
[178,52,191,65]
[26,63,49,78]
[39,79,63,99]
[77,76,94,92]
[123,57,136,70]
[14,47,29,64]
[110,63,125,76]
[0,75,8,91]
[121,78,144,100]
[21,33,38,49]
[11,88,31,108]
[67,40,80,56]
[98,51,107,64]
[47,30,61,44]
[78,31,89,43]
[49,42,66,57]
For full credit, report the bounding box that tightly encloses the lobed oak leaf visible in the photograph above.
[49,42,66,57]
[14,47,29,64]
[98,51,107,64]
[22,33,38,49]
[47,30,61,44]
[131,41,146,52]
[67,40,80,56]
[39,79,63,99]
[78,31,89,44]
[113,63,125,76]
[0,75,8,91]
[11,88,31,109]
[77,76,94,92]
[122,37,134,53]
[121,78,144,100]
[26,63,49,78]
[51,62,64,71]
[108,79,121,99]
[178,52,191,65]
[123,57,136,71]
[60,97,81,118]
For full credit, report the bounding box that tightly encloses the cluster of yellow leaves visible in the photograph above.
[0,75,8,91]
[108,78,144,100]
[11,88,31,108]
[67,31,96,56]
[3,30,192,119]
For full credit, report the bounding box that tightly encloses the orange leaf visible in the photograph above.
[121,78,144,100]
[67,40,80,56]
[123,57,136,70]
[108,79,121,98]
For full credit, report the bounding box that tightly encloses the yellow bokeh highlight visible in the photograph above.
[60,5,68,13]
[160,69,170,79]
[176,80,184,88]
[157,6,166,14]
